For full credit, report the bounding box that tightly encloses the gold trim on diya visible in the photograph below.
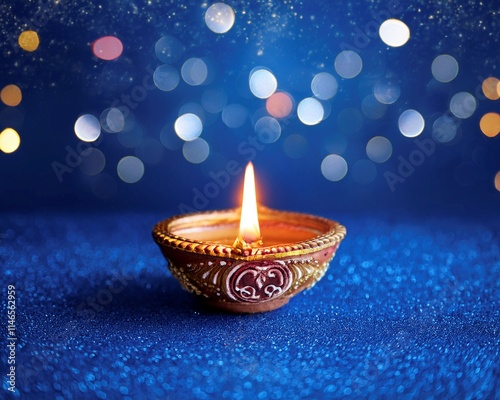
[152,163,346,313]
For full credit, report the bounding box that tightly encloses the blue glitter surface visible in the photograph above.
[1,212,498,399]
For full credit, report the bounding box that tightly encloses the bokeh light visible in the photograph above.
[482,77,500,100]
[182,138,210,164]
[80,149,106,176]
[174,113,203,141]
[222,104,247,128]
[249,68,278,99]
[155,36,184,64]
[334,51,362,79]
[495,172,500,192]
[92,36,123,61]
[361,95,387,119]
[101,108,125,133]
[449,92,476,119]
[297,97,324,126]
[311,72,338,100]
[204,3,235,34]
[479,113,500,138]
[374,79,400,104]
[117,156,144,183]
[1,85,22,107]
[366,136,393,163]
[254,116,281,143]
[181,58,208,86]
[398,109,425,137]
[321,154,348,182]
[431,55,459,83]
[0,128,21,154]
[266,92,293,118]
[74,114,101,142]
[379,19,410,47]
[153,65,180,91]
[18,30,40,52]
[351,159,377,184]
[283,134,308,159]
[432,115,457,143]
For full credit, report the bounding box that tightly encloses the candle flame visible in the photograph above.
[234,162,261,248]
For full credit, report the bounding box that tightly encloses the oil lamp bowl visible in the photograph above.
[152,206,346,313]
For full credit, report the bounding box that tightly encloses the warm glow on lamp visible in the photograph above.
[234,162,262,248]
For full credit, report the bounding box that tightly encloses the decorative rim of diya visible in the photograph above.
[152,206,346,259]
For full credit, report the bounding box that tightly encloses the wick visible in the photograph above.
[233,235,263,250]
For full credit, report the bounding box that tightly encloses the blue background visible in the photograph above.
[1,0,499,399]
[1,0,499,213]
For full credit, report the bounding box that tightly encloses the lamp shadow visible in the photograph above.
[64,268,234,323]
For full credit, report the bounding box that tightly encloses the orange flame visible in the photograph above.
[235,162,261,247]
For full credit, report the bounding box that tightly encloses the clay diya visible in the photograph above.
[152,163,346,313]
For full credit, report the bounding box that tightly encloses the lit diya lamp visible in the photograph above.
[152,163,346,313]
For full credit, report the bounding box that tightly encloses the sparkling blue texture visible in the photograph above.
[1,212,498,399]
